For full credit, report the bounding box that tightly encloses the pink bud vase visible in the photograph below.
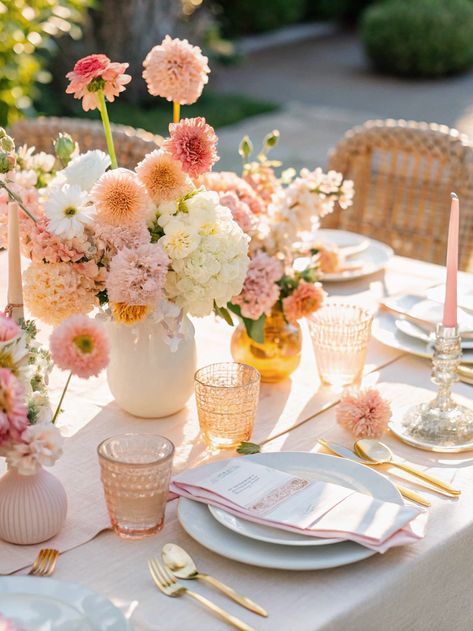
[0,467,67,545]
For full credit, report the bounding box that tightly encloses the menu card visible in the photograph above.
[171,459,427,552]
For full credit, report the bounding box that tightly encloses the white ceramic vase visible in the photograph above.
[0,467,67,545]
[106,315,197,418]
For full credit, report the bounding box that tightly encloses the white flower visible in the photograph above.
[6,422,63,475]
[44,184,93,239]
[62,150,111,191]
[29,391,53,424]
[160,219,200,259]
[30,151,56,173]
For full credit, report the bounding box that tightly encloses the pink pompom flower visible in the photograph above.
[0,368,28,445]
[142,36,210,105]
[283,281,326,324]
[336,388,392,439]
[50,315,110,379]
[163,117,219,178]
[66,54,131,112]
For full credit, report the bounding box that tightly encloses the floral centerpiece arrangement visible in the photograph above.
[2,39,249,418]
[0,310,109,544]
[201,133,355,381]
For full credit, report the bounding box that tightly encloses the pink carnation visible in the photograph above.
[93,220,150,260]
[66,54,131,112]
[336,388,392,439]
[218,191,255,235]
[0,368,28,445]
[201,171,265,216]
[143,36,210,105]
[283,281,326,324]
[163,117,219,177]
[0,312,21,342]
[50,315,109,379]
[232,252,283,320]
[21,215,91,263]
[107,243,169,306]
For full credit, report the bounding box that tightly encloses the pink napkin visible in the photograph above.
[171,459,427,553]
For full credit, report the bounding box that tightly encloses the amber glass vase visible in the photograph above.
[231,310,302,383]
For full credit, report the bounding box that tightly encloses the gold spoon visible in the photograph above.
[354,440,461,496]
[162,543,268,617]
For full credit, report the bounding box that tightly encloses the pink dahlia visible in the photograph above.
[50,315,109,379]
[336,388,392,439]
[143,36,210,105]
[200,171,265,216]
[135,150,191,204]
[232,252,283,320]
[66,54,131,112]
[0,368,28,445]
[107,243,169,306]
[163,117,219,178]
[283,281,326,324]
[0,312,21,343]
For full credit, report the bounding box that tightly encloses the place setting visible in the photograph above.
[1,15,473,631]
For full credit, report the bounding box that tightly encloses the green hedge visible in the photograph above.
[361,0,473,78]
[214,0,308,37]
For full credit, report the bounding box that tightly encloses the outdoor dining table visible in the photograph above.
[1,252,473,631]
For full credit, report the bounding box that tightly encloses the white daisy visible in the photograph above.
[62,150,111,191]
[44,184,93,239]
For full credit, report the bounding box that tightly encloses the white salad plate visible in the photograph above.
[178,452,402,571]
[374,296,473,362]
[427,281,473,313]
[313,229,394,282]
[0,577,130,631]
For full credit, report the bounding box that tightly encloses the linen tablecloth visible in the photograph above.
[2,254,473,630]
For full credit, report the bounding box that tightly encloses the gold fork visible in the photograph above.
[148,558,256,631]
[28,549,59,577]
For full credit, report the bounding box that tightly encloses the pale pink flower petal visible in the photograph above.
[0,368,28,445]
[50,315,109,379]
[0,312,21,342]
[336,388,392,439]
[200,171,265,216]
[91,168,149,226]
[231,252,283,320]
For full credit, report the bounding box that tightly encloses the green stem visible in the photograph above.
[97,89,118,169]
[52,371,72,424]
[0,181,37,222]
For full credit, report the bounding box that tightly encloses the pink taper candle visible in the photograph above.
[442,192,459,328]
[7,203,24,322]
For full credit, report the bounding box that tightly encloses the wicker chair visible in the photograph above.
[8,116,163,170]
[326,119,473,271]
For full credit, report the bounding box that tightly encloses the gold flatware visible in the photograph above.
[318,439,431,507]
[354,439,461,496]
[28,548,59,577]
[162,543,267,617]
[148,558,256,631]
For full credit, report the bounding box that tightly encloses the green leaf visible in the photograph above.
[214,302,234,326]
[227,303,266,343]
[237,441,261,455]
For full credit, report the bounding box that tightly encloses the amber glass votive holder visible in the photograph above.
[98,433,174,539]
[308,304,373,387]
[194,362,261,449]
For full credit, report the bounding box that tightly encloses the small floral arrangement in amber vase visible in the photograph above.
[0,311,108,475]
[202,132,355,344]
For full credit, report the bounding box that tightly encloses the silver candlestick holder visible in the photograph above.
[390,323,473,452]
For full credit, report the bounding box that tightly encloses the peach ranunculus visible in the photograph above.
[66,54,131,112]
[282,281,326,324]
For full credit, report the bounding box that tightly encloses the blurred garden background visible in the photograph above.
[4,0,473,169]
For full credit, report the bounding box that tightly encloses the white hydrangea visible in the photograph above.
[160,190,249,317]
[61,150,111,191]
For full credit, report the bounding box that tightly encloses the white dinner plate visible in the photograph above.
[0,577,129,631]
[427,281,473,313]
[178,452,402,571]
[312,229,394,282]
[374,310,473,363]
